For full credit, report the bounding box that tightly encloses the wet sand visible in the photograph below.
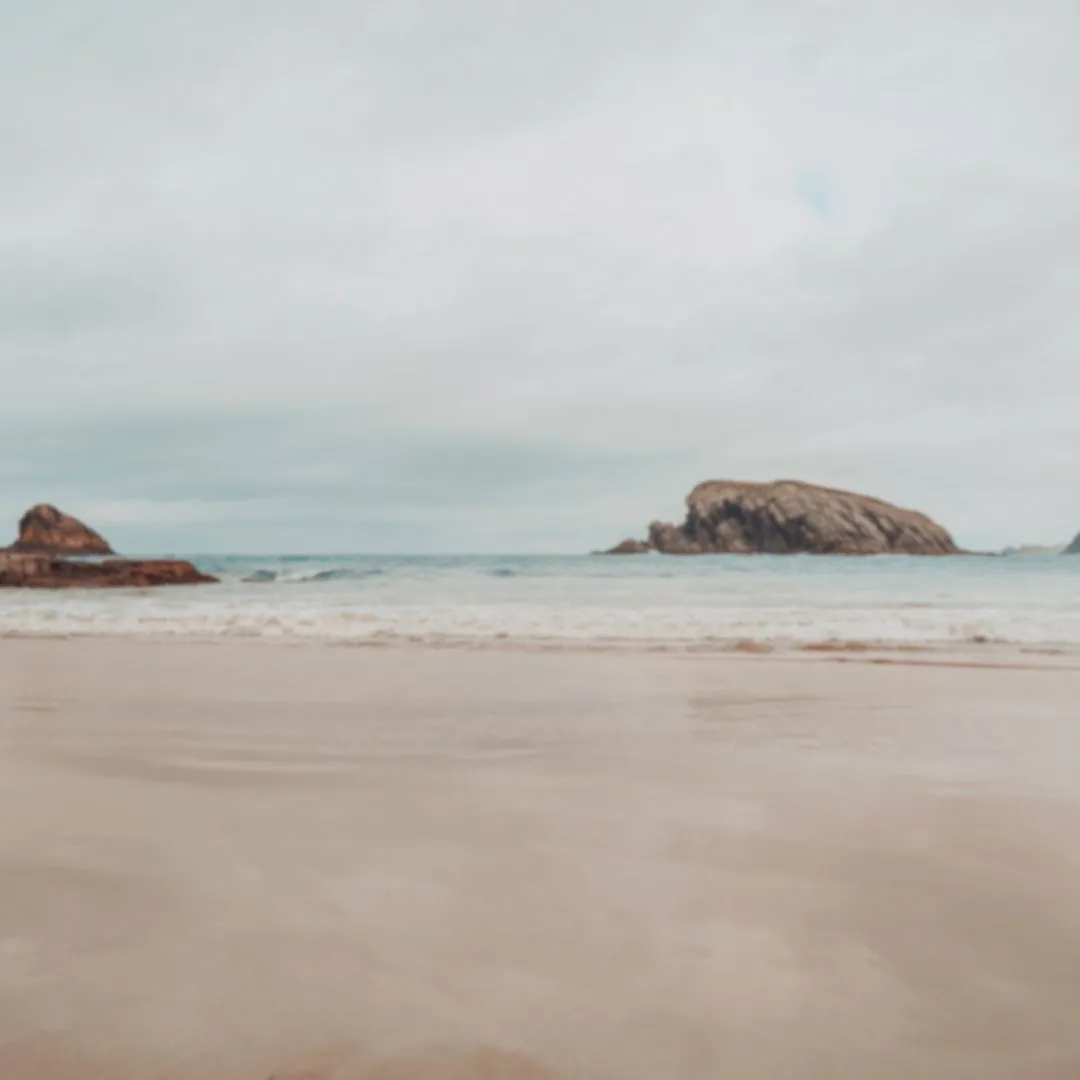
[2,639,1080,1078]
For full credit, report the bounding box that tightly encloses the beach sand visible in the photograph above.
[2,639,1080,1078]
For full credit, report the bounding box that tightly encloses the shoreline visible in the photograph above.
[3,552,1078,657]
[2,629,1079,670]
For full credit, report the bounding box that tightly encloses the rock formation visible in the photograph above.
[1065,533,1080,555]
[610,479,960,556]
[1,504,217,587]
[9,503,113,555]
[0,553,217,588]
[603,538,653,555]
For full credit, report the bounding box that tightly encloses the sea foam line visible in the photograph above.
[1,596,1079,650]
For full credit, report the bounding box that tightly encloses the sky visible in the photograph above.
[1,0,1077,553]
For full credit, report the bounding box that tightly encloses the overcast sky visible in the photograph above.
[1,1,1077,553]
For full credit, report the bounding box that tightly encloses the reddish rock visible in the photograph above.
[619,479,960,556]
[0,553,217,589]
[9,504,113,555]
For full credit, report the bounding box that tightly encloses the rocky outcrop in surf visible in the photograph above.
[607,479,961,556]
[0,553,217,588]
[9,503,113,555]
[1,504,216,588]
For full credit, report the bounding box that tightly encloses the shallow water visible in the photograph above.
[1,553,1079,648]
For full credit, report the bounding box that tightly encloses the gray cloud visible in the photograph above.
[0,407,687,552]
[1,1,1077,550]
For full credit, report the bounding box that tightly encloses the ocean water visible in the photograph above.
[2,553,1080,650]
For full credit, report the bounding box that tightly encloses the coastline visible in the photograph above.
[3,638,1080,1077]
[2,627,1079,672]
[4,552,1078,652]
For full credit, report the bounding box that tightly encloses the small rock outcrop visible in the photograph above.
[603,538,653,555]
[612,479,960,556]
[1,503,217,588]
[1065,533,1080,555]
[0,553,216,589]
[9,504,113,555]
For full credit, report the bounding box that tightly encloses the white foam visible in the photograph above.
[1,595,1079,649]
[3,556,1079,649]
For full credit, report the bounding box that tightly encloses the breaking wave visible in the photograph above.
[2,553,1078,650]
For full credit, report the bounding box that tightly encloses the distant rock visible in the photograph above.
[9,504,113,555]
[611,479,960,556]
[1065,533,1080,555]
[602,538,653,555]
[0,553,216,589]
[1001,544,1066,556]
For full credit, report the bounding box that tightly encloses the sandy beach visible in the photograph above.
[2,639,1080,1078]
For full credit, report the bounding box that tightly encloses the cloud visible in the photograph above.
[0,406,689,552]
[1,0,1077,550]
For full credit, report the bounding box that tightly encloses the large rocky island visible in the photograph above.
[606,479,961,556]
[0,504,216,588]
[1065,532,1080,555]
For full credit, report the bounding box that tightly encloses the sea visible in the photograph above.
[2,553,1079,651]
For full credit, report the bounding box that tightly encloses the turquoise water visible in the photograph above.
[2,553,1079,648]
